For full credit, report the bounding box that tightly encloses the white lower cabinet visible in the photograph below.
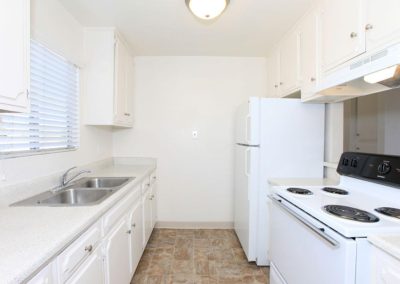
[150,184,157,230]
[27,261,58,284]
[143,188,153,246]
[128,202,144,275]
[66,248,104,284]
[371,245,400,284]
[103,218,131,284]
[28,173,157,284]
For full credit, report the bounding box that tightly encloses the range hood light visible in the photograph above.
[364,65,398,84]
[185,0,229,20]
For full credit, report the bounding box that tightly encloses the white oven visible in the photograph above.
[269,194,357,284]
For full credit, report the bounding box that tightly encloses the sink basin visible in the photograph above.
[74,177,131,188]
[10,176,134,207]
[39,188,113,206]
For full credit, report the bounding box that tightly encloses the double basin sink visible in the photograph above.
[12,177,134,207]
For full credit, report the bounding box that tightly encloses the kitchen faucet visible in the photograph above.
[54,167,91,191]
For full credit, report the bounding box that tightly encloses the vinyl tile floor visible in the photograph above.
[131,229,270,284]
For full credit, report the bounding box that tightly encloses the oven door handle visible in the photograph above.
[270,195,341,248]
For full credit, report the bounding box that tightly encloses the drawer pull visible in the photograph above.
[84,245,93,253]
[132,223,136,228]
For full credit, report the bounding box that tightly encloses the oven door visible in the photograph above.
[269,194,357,284]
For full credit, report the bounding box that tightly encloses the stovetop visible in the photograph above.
[272,177,400,238]
[272,152,400,238]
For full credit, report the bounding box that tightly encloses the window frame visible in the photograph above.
[0,40,80,159]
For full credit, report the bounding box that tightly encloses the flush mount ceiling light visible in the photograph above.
[185,0,230,20]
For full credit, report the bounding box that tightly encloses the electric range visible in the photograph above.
[269,152,400,284]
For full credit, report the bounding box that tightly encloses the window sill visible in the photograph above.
[0,147,78,160]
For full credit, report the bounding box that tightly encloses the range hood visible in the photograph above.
[310,43,400,103]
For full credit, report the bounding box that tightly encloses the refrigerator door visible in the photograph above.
[234,143,259,261]
[235,97,260,146]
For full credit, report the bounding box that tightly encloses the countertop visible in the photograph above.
[268,178,338,187]
[0,160,156,283]
[368,234,400,261]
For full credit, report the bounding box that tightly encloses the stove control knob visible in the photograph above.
[342,158,350,166]
[378,162,391,175]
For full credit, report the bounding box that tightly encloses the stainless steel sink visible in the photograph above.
[11,176,134,207]
[39,188,113,206]
[73,177,131,188]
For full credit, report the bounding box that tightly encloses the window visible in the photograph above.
[0,40,79,156]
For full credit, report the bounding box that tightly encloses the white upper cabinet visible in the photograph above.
[365,0,400,52]
[0,0,30,113]
[84,28,134,127]
[320,0,366,72]
[299,10,319,100]
[279,30,300,96]
[266,49,280,97]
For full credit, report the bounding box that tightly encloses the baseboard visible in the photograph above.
[155,221,234,229]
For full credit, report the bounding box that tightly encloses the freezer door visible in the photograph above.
[234,144,259,261]
[235,97,260,145]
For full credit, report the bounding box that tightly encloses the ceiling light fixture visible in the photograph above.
[185,0,230,20]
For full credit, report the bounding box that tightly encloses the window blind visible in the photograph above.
[0,40,79,155]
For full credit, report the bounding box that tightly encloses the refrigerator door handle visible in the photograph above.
[246,114,251,144]
[245,148,251,177]
[236,143,260,147]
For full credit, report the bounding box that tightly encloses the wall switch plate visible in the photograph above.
[192,130,198,139]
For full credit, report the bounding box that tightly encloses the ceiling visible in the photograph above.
[59,0,314,57]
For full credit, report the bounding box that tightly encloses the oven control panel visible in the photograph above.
[338,152,400,186]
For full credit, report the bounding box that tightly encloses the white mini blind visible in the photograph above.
[0,40,79,155]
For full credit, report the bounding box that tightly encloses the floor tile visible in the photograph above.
[131,228,270,284]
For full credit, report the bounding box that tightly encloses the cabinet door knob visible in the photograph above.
[279,82,283,85]
[365,24,373,31]
[124,113,131,116]
[350,32,358,38]
[132,223,136,228]
[126,230,132,234]
[310,77,316,82]
[274,84,278,88]
[84,245,93,253]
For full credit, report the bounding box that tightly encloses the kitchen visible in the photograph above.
[0,0,400,283]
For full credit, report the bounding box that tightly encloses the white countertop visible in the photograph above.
[0,160,156,283]
[268,178,338,187]
[368,234,400,261]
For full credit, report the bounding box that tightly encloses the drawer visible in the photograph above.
[58,221,101,283]
[150,171,157,184]
[102,185,140,236]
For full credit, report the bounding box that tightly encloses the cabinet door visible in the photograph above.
[128,202,144,275]
[124,57,134,124]
[266,50,280,97]
[27,261,57,284]
[150,183,157,229]
[0,0,30,112]
[366,0,400,52]
[142,190,152,246]
[300,11,318,99]
[104,218,131,284]
[279,31,300,96]
[66,248,104,284]
[114,37,128,124]
[320,0,366,72]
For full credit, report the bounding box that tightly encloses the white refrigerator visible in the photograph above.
[234,97,325,266]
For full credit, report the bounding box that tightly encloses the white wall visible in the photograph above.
[113,57,267,224]
[0,0,113,185]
